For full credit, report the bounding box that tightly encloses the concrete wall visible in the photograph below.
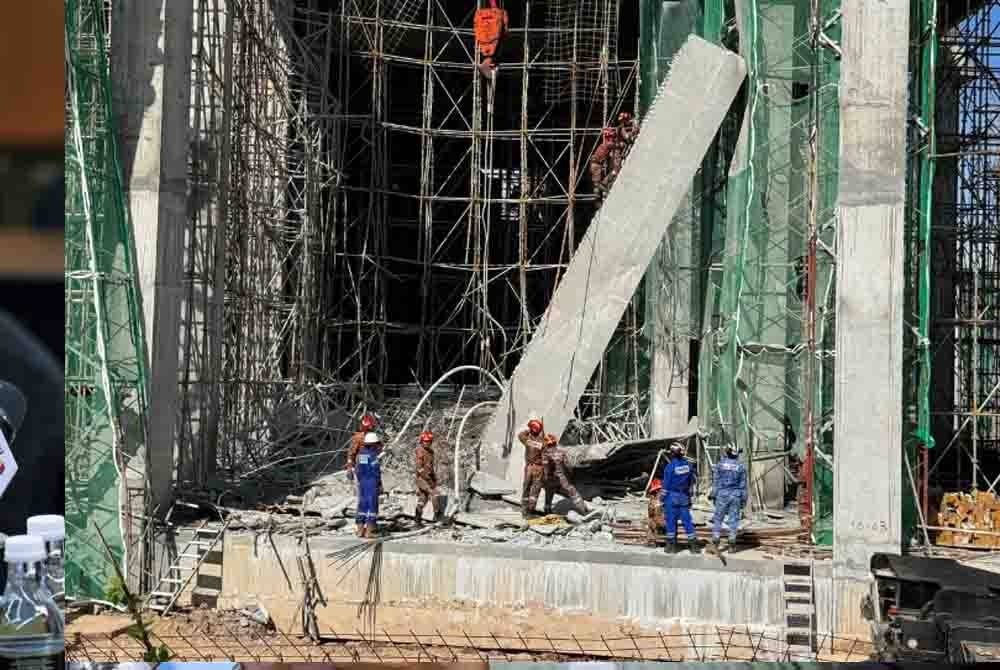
[216,533,862,637]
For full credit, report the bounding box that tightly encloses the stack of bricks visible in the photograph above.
[936,490,1000,548]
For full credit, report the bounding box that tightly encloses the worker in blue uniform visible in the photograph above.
[708,443,747,554]
[661,442,699,554]
[355,432,383,538]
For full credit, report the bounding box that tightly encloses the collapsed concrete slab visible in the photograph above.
[479,35,747,491]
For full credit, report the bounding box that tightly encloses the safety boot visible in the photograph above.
[664,538,677,554]
[687,538,700,554]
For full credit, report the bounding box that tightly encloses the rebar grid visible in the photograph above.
[68,627,873,663]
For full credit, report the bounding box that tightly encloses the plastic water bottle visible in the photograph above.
[26,516,64,608]
[0,535,64,668]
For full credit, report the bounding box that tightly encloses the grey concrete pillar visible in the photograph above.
[832,0,909,633]
[112,0,193,517]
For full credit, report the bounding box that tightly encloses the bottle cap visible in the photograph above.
[4,535,45,563]
[26,515,64,541]
[0,382,27,438]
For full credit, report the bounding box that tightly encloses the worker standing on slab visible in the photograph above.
[662,442,699,554]
[541,433,587,515]
[414,430,439,525]
[474,0,508,77]
[590,127,624,205]
[347,413,378,479]
[707,443,747,555]
[518,418,546,519]
[355,432,383,538]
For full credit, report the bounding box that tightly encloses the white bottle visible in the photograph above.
[26,515,64,608]
[0,535,63,669]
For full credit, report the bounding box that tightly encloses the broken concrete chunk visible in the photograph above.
[530,524,560,537]
[470,471,517,496]
[308,495,353,519]
[595,532,615,543]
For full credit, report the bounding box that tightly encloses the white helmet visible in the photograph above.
[363,432,382,445]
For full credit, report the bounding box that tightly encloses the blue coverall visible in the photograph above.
[711,454,747,543]
[662,456,697,541]
[355,446,382,527]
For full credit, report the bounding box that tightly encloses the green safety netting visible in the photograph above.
[639,0,937,546]
[640,0,841,543]
[66,0,151,598]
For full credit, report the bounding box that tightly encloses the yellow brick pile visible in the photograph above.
[936,490,1000,548]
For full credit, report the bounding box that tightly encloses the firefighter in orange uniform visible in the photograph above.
[474,0,509,76]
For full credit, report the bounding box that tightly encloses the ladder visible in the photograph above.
[145,520,229,615]
[782,559,816,660]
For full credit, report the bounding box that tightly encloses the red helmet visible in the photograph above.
[527,419,543,434]
[360,414,376,431]
[419,431,434,444]
[543,433,557,448]
[649,478,662,494]
[602,127,616,142]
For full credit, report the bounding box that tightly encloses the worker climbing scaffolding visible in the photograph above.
[474,0,508,77]
[590,111,640,207]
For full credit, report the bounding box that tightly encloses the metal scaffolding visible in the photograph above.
[171,0,645,491]
[929,0,1000,497]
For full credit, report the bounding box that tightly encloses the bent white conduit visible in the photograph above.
[454,400,499,506]
[386,365,505,462]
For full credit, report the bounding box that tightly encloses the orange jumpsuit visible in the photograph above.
[347,431,365,471]
[590,137,623,195]
[474,4,509,67]
[518,429,546,516]
[542,446,586,514]
[415,444,438,521]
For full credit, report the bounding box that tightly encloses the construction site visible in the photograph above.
[66,0,1000,663]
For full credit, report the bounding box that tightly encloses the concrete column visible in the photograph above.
[832,0,909,628]
[112,0,193,517]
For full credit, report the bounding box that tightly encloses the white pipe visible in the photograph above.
[386,365,505,457]
[454,401,499,505]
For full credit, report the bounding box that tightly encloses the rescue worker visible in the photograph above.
[646,478,664,546]
[707,443,747,554]
[590,127,624,204]
[541,433,587,515]
[414,430,439,525]
[617,111,640,150]
[474,0,509,76]
[662,442,699,554]
[517,418,546,519]
[355,432,383,538]
[347,414,378,479]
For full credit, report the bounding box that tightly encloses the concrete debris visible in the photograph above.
[565,509,603,525]
[470,471,516,496]
[454,512,523,530]
[529,524,561,537]
[239,604,272,628]
[306,495,353,518]
[595,531,615,543]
